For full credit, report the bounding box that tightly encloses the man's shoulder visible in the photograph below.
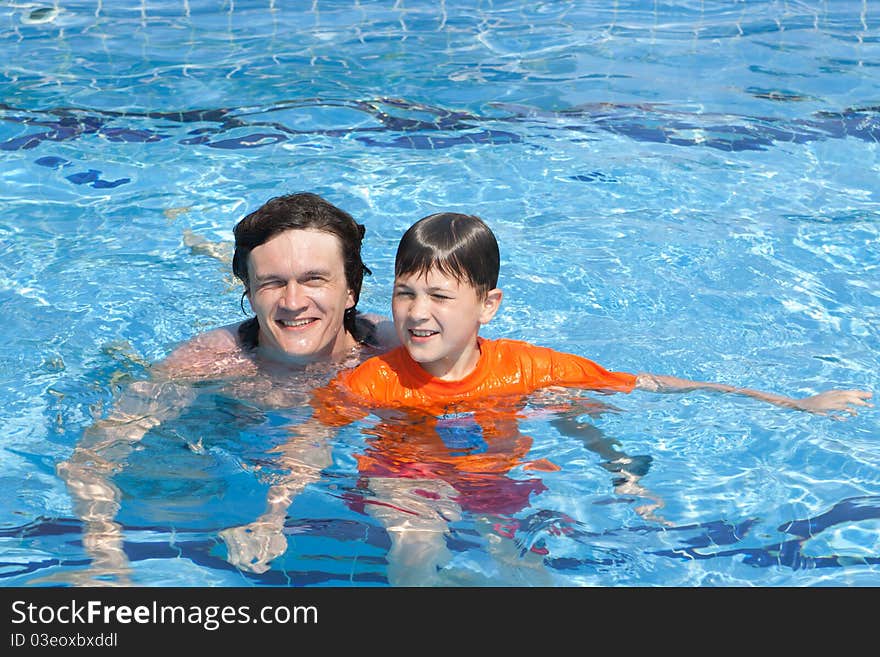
[355,312,399,350]
[175,323,243,354]
[154,322,249,378]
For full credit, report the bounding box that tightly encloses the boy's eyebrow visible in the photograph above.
[393,281,458,293]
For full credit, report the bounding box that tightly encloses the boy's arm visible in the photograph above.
[634,373,873,417]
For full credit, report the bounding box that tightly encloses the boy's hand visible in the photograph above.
[795,390,873,418]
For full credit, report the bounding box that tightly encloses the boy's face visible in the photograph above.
[392,266,502,380]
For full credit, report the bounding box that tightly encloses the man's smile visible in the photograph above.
[277,318,317,329]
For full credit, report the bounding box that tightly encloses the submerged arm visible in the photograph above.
[60,327,239,484]
[220,419,337,574]
[635,373,873,417]
[220,378,367,575]
[56,377,199,584]
[54,328,241,584]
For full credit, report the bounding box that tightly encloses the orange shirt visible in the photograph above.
[312,337,634,472]
[314,338,635,514]
[335,337,636,411]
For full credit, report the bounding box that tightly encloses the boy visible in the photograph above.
[331,211,870,414]
[222,212,871,583]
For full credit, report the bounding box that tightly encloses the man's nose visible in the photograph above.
[279,282,307,309]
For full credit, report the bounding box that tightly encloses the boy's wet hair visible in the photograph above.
[395,212,499,297]
[232,192,371,336]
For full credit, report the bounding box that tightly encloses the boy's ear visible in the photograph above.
[479,288,503,325]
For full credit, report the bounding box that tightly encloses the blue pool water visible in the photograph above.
[1,1,878,587]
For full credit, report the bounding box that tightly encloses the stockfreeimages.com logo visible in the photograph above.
[10,598,318,632]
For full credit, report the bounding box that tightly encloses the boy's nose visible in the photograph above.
[408,294,431,319]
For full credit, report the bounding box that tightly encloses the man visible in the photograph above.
[56,192,396,584]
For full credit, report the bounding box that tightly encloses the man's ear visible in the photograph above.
[479,288,503,325]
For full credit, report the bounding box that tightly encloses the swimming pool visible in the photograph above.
[1,0,878,587]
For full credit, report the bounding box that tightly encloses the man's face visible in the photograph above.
[246,229,355,364]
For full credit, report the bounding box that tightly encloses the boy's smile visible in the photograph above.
[408,327,440,340]
[392,267,502,380]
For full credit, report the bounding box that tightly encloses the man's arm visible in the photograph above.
[56,326,241,583]
[219,378,370,574]
[634,373,873,417]
[219,419,337,574]
[54,376,200,584]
